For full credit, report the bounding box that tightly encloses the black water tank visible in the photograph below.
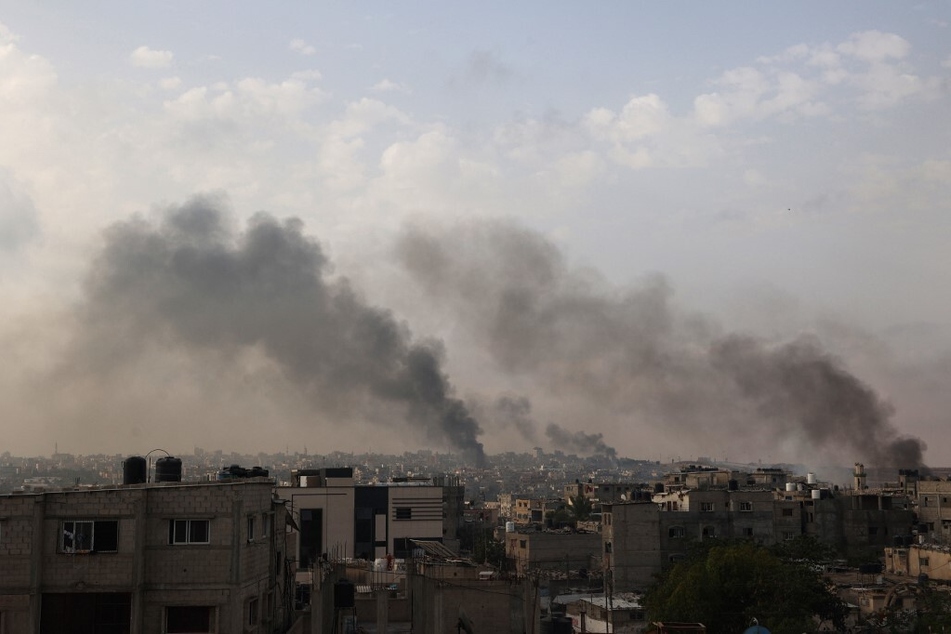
[250,466,269,479]
[552,616,573,634]
[122,456,147,485]
[334,580,355,608]
[155,456,183,482]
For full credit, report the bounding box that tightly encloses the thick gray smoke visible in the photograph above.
[710,335,925,468]
[490,395,539,444]
[488,395,620,457]
[72,198,485,465]
[545,423,618,459]
[396,219,928,468]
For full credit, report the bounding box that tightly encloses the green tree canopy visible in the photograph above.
[568,494,593,522]
[643,540,846,634]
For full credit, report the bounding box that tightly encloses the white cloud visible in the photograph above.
[371,78,410,94]
[158,76,181,90]
[851,64,940,110]
[309,98,413,194]
[693,67,824,127]
[837,30,910,63]
[592,93,670,141]
[327,98,409,138]
[163,75,327,122]
[289,39,316,56]
[129,45,173,69]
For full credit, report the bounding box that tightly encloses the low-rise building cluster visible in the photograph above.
[2,453,951,632]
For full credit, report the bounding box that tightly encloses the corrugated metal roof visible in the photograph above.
[410,539,460,560]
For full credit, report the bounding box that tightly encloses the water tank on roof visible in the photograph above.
[785,482,796,492]
[807,472,817,485]
[250,466,269,478]
[123,456,147,485]
[506,521,516,533]
[552,616,573,634]
[155,456,183,483]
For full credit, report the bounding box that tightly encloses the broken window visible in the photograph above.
[61,520,119,553]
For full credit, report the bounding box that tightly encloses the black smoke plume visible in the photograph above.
[490,395,539,444]
[396,219,928,468]
[546,423,618,459]
[72,198,485,465]
[710,335,925,468]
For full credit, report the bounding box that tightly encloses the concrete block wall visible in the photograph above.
[0,480,283,634]
[142,588,232,634]
[0,497,35,591]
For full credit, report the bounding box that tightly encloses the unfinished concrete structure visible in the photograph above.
[0,475,288,633]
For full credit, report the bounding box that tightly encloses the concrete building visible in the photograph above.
[512,497,565,526]
[916,479,951,544]
[604,484,916,592]
[505,530,602,576]
[276,468,463,566]
[563,594,645,634]
[885,543,951,581]
[782,488,915,558]
[563,481,647,505]
[0,476,289,634]
[602,502,665,591]
[661,466,789,493]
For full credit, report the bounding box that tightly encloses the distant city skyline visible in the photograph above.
[1,4,949,466]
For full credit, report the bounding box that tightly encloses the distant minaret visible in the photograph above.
[854,463,867,490]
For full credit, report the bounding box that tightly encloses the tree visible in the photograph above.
[472,527,507,570]
[643,540,846,634]
[568,493,593,522]
[913,584,951,632]
[769,535,838,566]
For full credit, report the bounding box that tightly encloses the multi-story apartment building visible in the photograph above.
[603,489,776,591]
[563,481,647,504]
[603,484,915,592]
[276,468,463,566]
[0,474,288,634]
[916,479,951,544]
[512,497,564,526]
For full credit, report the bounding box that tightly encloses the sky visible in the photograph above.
[1,2,950,467]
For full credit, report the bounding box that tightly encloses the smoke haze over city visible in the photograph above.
[1,4,950,467]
